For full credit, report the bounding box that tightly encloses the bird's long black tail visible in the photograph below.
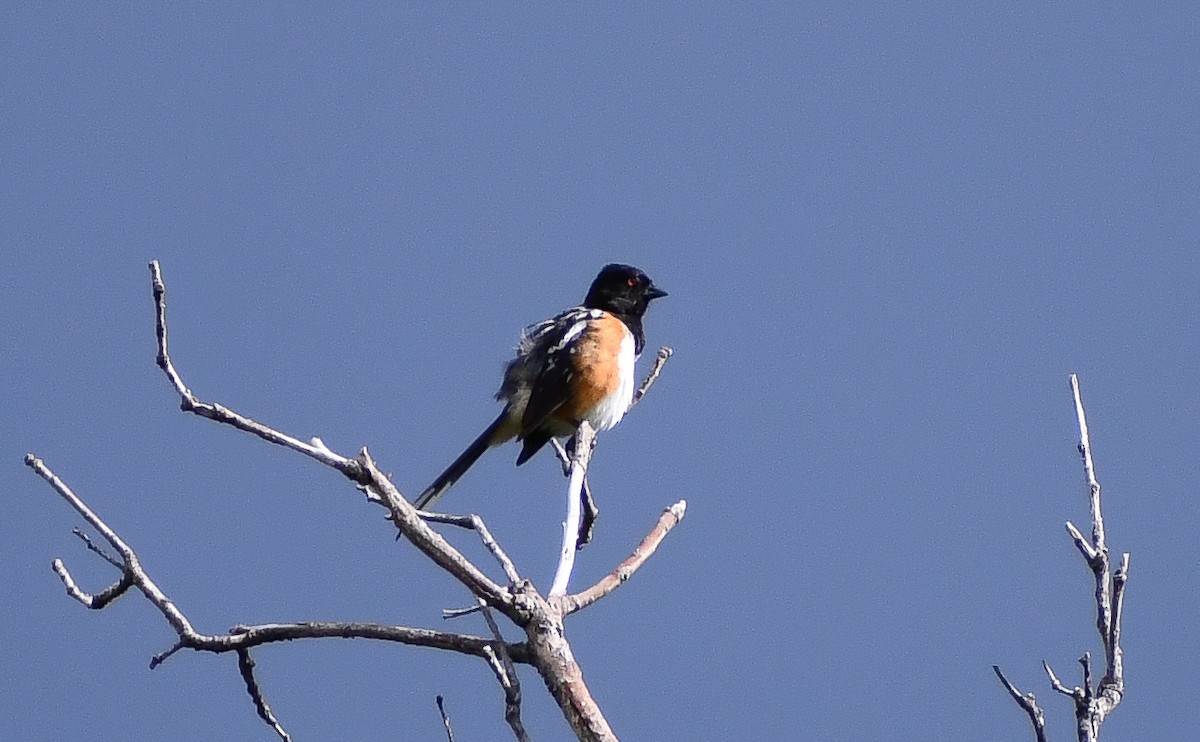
[414,412,507,511]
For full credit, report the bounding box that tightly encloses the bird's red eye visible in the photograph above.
[627,276,637,287]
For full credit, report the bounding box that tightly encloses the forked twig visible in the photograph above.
[993,666,1048,742]
[27,260,687,742]
[994,375,1130,742]
[556,500,687,615]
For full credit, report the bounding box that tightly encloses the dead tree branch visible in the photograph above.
[436,695,455,742]
[479,599,531,742]
[25,453,532,737]
[556,500,688,616]
[995,374,1130,742]
[992,665,1048,742]
[25,260,685,741]
[550,346,673,549]
[238,649,292,742]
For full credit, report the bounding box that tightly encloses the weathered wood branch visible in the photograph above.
[994,374,1130,742]
[24,260,685,741]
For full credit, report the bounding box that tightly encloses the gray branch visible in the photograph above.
[479,599,530,742]
[994,374,1130,742]
[556,500,688,616]
[26,260,686,742]
[25,453,533,738]
[436,695,455,742]
[238,649,292,742]
[992,665,1048,742]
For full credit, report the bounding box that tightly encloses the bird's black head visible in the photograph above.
[583,263,667,318]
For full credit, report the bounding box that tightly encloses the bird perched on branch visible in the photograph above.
[414,263,667,511]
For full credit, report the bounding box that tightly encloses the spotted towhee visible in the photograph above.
[414,263,667,511]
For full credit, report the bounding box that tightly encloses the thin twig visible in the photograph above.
[1044,660,1080,700]
[414,512,522,586]
[1070,376,1104,553]
[442,605,483,620]
[149,261,363,480]
[628,346,673,412]
[479,600,530,742]
[51,556,134,609]
[151,641,186,669]
[356,451,519,618]
[436,695,455,742]
[28,454,192,631]
[72,528,124,570]
[238,649,292,742]
[993,666,1049,742]
[557,500,687,615]
[26,454,533,666]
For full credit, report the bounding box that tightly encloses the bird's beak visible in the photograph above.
[646,284,668,300]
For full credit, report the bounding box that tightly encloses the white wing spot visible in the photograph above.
[548,319,589,354]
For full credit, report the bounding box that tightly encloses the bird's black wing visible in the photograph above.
[506,308,602,464]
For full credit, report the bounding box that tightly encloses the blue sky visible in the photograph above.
[3,3,1197,740]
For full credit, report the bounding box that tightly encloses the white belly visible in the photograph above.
[586,332,636,432]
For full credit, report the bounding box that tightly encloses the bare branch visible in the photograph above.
[1079,653,1094,702]
[436,695,455,742]
[557,500,687,616]
[442,605,483,620]
[1064,520,1099,563]
[521,599,617,742]
[475,518,522,590]
[479,600,530,742]
[549,422,596,597]
[415,511,522,586]
[222,621,531,663]
[628,346,673,412]
[356,451,520,619]
[27,453,193,633]
[150,261,523,620]
[150,641,185,669]
[72,528,124,570]
[1070,375,1104,553]
[550,438,598,548]
[27,455,531,665]
[238,649,292,742]
[993,666,1048,742]
[30,260,688,741]
[26,454,543,737]
[149,261,364,480]
[50,556,134,609]
[1108,553,1130,680]
[1068,374,1127,739]
[1070,376,1115,655]
[544,346,670,551]
[1044,660,1080,699]
[996,375,1130,741]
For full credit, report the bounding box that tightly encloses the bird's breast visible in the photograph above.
[567,318,635,432]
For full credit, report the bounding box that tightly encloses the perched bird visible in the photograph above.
[414,263,667,511]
